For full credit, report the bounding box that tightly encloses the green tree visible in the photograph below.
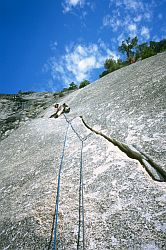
[104,58,123,72]
[99,70,110,78]
[99,37,166,80]
[79,80,90,89]
[136,42,148,60]
[118,36,138,63]
[158,39,166,52]
[63,87,69,92]
[68,82,78,90]
[99,58,125,78]
[136,42,156,60]
[149,41,158,53]
[104,58,117,71]
[150,39,166,53]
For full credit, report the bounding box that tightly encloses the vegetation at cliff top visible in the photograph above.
[16,37,166,94]
[99,37,166,78]
[59,80,90,94]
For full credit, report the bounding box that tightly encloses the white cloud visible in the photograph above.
[128,23,137,37]
[69,0,81,6]
[128,24,137,32]
[103,15,121,31]
[134,15,142,22]
[105,0,155,42]
[50,41,58,51]
[141,26,150,39]
[110,0,143,10]
[48,42,118,86]
[62,0,85,13]
[152,35,160,42]
[123,0,143,10]
[144,12,152,20]
[117,33,125,45]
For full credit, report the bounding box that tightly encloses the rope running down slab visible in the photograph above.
[53,122,69,250]
[63,114,90,250]
[50,114,90,250]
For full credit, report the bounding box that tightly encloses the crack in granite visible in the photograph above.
[79,116,166,182]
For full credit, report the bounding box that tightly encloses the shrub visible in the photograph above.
[59,92,64,97]
[79,80,90,89]
[99,70,110,78]
[53,92,59,97]
[68,82,78,90]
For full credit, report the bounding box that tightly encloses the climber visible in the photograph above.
[49,103,70,118]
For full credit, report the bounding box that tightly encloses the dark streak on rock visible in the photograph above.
[80,116,166,182]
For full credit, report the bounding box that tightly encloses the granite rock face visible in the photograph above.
[0,53,166,249]
[0,92,59,141]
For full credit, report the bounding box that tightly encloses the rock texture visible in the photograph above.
[0,92,59,141]
[0,52,166,249]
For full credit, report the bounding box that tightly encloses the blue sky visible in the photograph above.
[0,0,166,94]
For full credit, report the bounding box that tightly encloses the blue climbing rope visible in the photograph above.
[51,114,90,250]
[63,114,83,141]
[53,122,69,250]
[77,140,85,250]
[64,114,86,250]
[81,141,85,250]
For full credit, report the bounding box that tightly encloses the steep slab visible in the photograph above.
[0,53,166,249]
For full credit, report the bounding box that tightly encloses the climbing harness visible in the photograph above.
[49,114,91,250]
